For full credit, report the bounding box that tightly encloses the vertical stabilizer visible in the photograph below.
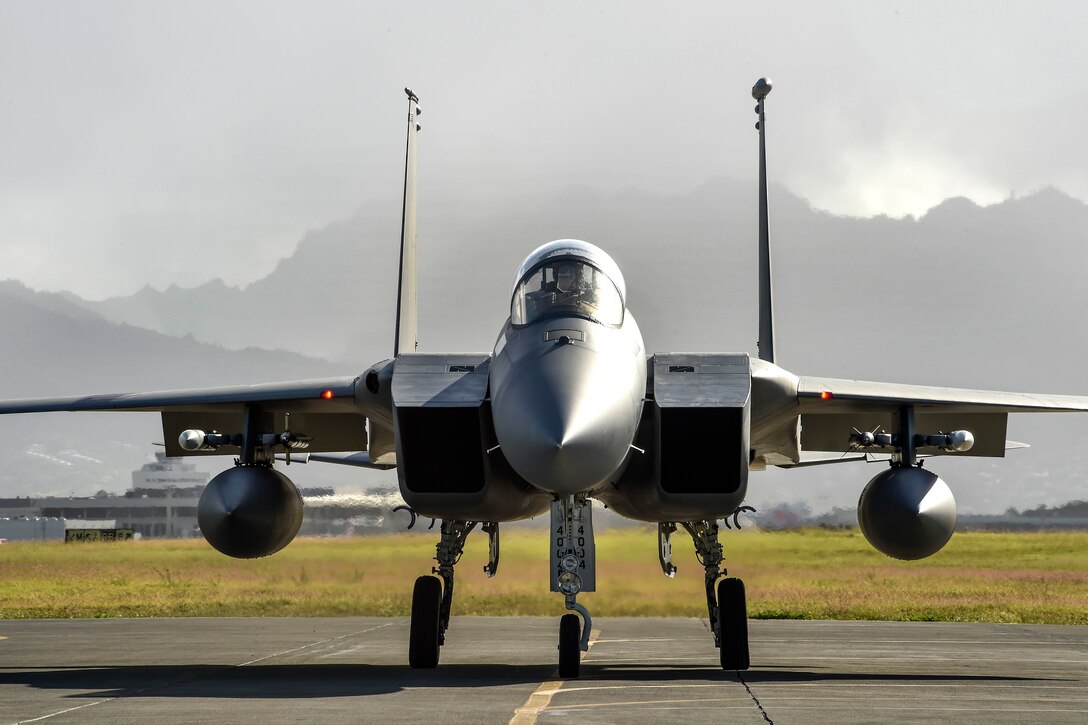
[394,88,422,356]
[752,78,775,364]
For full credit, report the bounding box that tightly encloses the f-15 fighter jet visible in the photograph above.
[3,81,1086,678]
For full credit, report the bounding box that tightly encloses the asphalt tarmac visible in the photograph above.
[1,617,1085,724]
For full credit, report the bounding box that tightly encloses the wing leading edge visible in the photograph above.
[798,376,1088,413]
[0,376,370,457]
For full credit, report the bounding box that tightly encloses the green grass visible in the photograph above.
[1,528,1085,623]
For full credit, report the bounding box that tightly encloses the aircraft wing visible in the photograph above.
[0,376,371,457]
[794,375,1088,458]
[798,377,1088,413]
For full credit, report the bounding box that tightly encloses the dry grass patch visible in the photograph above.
[0,528,1084,623]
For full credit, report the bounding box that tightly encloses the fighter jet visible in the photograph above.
[3,81,1087,678]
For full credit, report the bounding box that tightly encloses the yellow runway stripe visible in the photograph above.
[508,628,600,725]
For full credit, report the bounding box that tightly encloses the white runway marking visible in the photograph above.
[756,638,1049,644]
[18,699,114,723]
[515,681,1088,695]
[540,696,754,710]
[762,655,1088,664]
[237,622,395,666]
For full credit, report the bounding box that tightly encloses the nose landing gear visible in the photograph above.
[553,495,595,678]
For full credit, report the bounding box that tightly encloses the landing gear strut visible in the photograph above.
[409,519,496,669]
[661,519,750,670]
[552,495,595,678]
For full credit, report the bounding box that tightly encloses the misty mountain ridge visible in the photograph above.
[69,180,1088,384]
[2,181,1088,511]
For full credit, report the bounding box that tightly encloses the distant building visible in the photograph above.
[130,451,209,496]
[0,452,208,539]
[0,453,411,540]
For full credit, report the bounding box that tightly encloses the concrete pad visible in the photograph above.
[0,617,1084,724]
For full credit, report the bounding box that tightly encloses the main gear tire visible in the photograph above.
[409,575,442,668]
[717,577,750,671]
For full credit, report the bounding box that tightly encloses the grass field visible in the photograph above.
[1,528,1086,623]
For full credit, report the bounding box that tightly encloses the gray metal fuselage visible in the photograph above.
[490,311,647,497]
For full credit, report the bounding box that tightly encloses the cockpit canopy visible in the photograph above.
[511,241,625,327]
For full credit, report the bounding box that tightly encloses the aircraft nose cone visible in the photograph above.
[493,347,639,493]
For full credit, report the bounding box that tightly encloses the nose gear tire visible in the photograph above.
[558,613,581,678]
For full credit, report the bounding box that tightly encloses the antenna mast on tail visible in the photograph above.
[394,87,422,356]
[753,77,775,364]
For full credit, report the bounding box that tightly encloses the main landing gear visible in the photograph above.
[553,495,595,678]
[659,520,750,670]
[409,519,500,668]
[408,509,747,674]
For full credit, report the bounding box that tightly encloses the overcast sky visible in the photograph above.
[2,1,1086,299]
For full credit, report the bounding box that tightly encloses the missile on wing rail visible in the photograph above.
[848,429,975,453]
[180,428,311,453]
[178,429,237,452]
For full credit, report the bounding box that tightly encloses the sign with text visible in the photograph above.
[64,528,135,543]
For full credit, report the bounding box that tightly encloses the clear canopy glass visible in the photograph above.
[511,259,624,327]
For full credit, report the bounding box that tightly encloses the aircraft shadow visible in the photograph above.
[0,662,1065,700]
[0,663,553,699]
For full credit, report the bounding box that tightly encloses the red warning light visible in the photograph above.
[321,390,334,400]
[820,391,833,400]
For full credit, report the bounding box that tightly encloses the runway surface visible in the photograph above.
[1,617,1086,724]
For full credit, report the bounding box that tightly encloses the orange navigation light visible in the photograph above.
[322,390,334,400]
[820,391,833,400]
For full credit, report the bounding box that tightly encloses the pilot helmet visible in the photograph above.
[555,263,577,291]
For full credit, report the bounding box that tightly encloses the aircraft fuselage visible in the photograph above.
[491,312,646,496]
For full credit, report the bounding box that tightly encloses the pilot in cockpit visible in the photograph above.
[552,262,597,309]
[516,257,619,326]
[554,263,578,297]
[512,246,625,327]
[526,262,576,320]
